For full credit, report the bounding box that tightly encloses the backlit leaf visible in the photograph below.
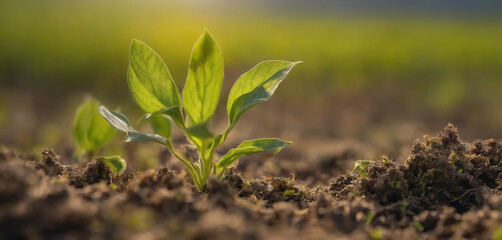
[128,40,181,113]
[216,138,291,170]
[72,98,116,154]
[226,61,299,136]
[149,114,171,140]
[182,30,223,126]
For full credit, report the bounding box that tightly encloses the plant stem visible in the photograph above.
[163,141,203,190]
[201,146,215,185]
[169,117,207,190]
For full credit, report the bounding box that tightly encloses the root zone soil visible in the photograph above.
[1,124,502,239]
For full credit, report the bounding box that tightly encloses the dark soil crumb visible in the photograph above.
[1,124,502,239]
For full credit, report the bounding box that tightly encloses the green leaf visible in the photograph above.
[186,122,214,141]
[149,114,171,140]
[98,105,167,144]
[184,122,215,155]
[353,160,373,177]
[216,138,291,170]
[97,156,127,174]
[353,160,372,172]
[73,100,95,148]
[86,108,117,152]
[182,30,223,126]
[128,39,181,113]
[72,98,116,153]
[226,61,299,133]
[138,106,184,129]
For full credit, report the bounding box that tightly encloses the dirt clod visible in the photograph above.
[36,149,65,176]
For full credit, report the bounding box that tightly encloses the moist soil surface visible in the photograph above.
[2,124,502,240]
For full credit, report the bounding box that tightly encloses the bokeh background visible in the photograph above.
[1,0,502,174]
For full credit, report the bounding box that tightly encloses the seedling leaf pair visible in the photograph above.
[99,30,299,191]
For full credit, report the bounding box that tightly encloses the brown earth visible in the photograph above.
[1,124,502,240]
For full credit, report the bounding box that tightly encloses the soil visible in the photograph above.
[1,124,502,240]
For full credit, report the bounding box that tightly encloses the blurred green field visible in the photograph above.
[1,0,502,150]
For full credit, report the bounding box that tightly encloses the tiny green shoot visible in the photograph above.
[72,98,116,160]
[365,211,376,225]
[99,30,300,191]
[282,189,296,196]
[353,160,372,177]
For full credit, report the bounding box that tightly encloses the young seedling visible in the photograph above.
[73,98,116,160]
[353,160,373,177]
[73,98,127,174]
[99,30,300,191]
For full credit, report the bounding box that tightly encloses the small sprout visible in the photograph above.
[96,156,127,174]
[99,30,299,191]
[494,155,500,163]
[72,98,116,160]
[109,183,118,190]
[381,156,391,165]
[282,189,296,196]
[458,169,463,173]
[413,221,424,232]
[353,160,373,177]
[365,211,376,225]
